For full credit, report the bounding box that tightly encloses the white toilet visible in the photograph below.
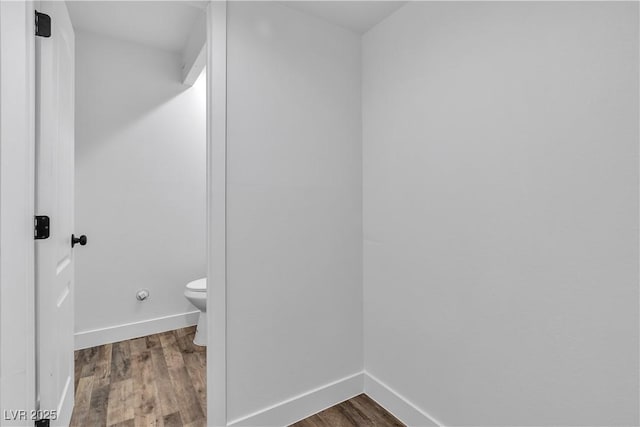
[184,277,207,346]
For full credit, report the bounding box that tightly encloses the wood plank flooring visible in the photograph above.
[72,329,402,427]
[70,326,206,427]
[290,394,406,427]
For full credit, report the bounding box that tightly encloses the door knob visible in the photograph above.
[71,234,87,248]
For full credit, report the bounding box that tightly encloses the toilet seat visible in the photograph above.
[186,278,206,292]
[184,277,207,346]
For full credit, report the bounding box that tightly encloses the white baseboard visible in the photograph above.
[74,311,199,350]
[227,372,364,427]
[364,371,444,427]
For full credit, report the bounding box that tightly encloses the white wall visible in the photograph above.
[363,2,639,426]
[0,2,36,425]
[74,30,206,347]
[226,2,363,424]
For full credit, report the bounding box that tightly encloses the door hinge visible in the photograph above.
[35,11,51,38]
[34,216,50,240]
[34,419,50,427]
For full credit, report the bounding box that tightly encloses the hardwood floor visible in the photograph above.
[72,329,401,427]
[290,394,405,427]
[70,326,206,427]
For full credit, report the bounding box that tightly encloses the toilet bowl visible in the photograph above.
[184,277,207,346]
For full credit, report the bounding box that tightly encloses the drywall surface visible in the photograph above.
[0,2,36,425]
[226,2,362,422]
[363,2,639,426]
[74,31,206,343]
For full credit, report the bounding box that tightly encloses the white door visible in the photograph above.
[35,2,76,426]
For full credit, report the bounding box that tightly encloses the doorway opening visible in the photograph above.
[34,1,211,426]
